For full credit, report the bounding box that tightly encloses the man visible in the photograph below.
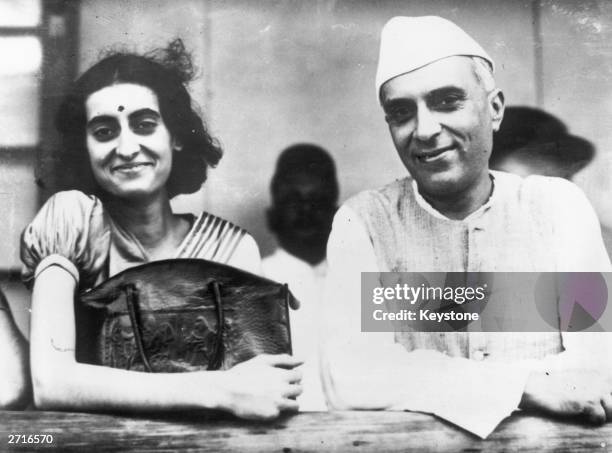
[263,144,339,411]
[321,16,612,438]
[0,291,29,409]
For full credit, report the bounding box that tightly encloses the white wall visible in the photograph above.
[539,1,612,225]
[0,156,37,335]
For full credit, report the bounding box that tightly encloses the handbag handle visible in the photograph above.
[123,280,226,372]
[124,284,153,372]
[207,280,225,370]
[283,283,293,356]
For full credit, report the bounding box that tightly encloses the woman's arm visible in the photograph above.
[0,292,30,409]
[31,265,302,417]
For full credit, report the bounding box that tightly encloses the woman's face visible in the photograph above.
[84,83,175,200]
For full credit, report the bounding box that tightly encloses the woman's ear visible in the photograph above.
[488,88,505,133]
[172,138,183,152]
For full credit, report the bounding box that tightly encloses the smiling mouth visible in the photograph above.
[112,163,154,172]
[414,146,454,163]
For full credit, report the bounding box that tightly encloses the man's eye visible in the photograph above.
[385,107,414,124]
[92,127,117,142]
[434,95,464,110]
[133,120,158,134]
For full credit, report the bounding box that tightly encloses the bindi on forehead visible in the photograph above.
[85,84,163,122]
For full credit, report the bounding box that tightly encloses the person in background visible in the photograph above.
[0,290,30,409]
[263,144,339,411]
[21,40,301,419]
[490,106,612,267]
[490,106,594,180]
[321,16,612,438]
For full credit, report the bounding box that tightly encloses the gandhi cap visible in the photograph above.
[375,16,494,100]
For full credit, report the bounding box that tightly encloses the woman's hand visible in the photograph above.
[214,354,303,420]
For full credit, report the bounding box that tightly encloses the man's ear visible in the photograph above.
[266,207,278,233]
[489,88,505,132]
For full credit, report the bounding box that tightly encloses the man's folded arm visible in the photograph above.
[320,205,533,438]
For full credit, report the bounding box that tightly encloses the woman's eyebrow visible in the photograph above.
[86,115,116,129]
[128,108,161,120]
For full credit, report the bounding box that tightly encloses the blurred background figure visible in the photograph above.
[263,143,339,411]
[490,106,612,253]
[0,290,29,409]
[490,106,594,180]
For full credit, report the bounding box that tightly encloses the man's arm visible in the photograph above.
[320,206,533,438]
[519,178,612,422]
[0,291,30,409]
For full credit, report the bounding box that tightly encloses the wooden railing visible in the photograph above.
[1,410,610,452]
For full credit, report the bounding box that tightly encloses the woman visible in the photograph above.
[21,40,301,418]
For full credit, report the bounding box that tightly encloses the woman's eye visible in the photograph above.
[133,120,158,134]
[92,126,117,142]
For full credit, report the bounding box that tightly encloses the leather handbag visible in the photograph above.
[76,259,295,372]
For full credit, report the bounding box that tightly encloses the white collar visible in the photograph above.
[410,171,498,222]
[270,248,328,277]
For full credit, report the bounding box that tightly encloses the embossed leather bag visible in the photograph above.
[76,259,294,372]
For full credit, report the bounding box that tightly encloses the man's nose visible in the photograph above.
[116,131,140,159]
[298,200,316,216]
[414,107,442,142]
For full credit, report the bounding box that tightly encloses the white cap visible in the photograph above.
[375,16,494,99]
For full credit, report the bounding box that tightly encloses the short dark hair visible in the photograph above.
[270,143,339,202]
[55,39,222,198]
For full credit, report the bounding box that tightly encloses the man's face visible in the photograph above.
[380,56,504,199]
[270,172,337,247]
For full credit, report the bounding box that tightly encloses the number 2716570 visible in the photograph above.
[8,434,54,444]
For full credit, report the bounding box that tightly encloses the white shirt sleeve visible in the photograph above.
[542,180,612,374]
[551,178,612,272]
[320,205,533,439]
